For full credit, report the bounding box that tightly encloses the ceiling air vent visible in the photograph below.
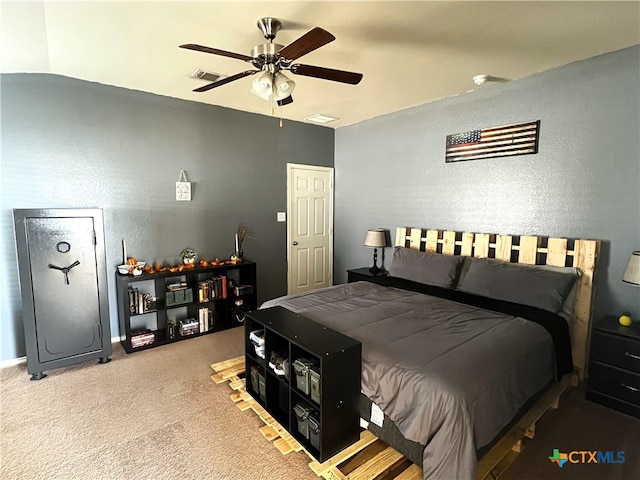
[305,114,338,124]
[190,68,224,83]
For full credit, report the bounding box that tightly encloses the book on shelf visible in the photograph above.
[198,275,227,303]
[221,276,227,299]
[127,288,156,314]
[128,288,138,314]
[166,282,188,291]
[234,284,254,296]
[131,329,155,348]
[179,318,199,336]
[198,307,214,332]
[142,293,156,313]
[167,319,176,340]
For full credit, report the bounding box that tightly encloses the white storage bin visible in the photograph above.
[250,329,265,358]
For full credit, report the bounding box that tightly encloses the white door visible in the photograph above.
[287,164,334,295]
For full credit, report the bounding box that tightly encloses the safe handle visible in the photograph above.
[48,261,81,285]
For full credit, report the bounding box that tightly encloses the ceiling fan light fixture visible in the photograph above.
[273,72,296,101]
[180,18,363,107]
[251,70,273,100]
[473,74,509,86]
[473,74,488,85]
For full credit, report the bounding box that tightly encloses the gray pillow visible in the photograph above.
[539,265,581,322]
[456,257,579,313]
[389,247,465,289]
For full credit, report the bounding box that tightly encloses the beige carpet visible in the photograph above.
[2,327,639,480]
[0,327,317,480]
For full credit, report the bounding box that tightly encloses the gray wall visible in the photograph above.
[1,73,334,361]
[3,46,639,362]
[335,45,640,322]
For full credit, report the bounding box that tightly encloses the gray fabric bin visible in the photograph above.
[293,358,314,395]
[293,403,311,439]
[258,373,266,403]
[308,412,320,450]
[309,367,320,404]
[250,365,259,394]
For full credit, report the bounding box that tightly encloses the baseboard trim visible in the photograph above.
[0,356,26,368]
[0,336,122,369]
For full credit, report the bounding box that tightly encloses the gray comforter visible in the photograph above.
[261,281,555,480]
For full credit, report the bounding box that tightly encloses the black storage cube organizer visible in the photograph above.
[244,306,361,462]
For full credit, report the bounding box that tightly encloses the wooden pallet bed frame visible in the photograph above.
[212,357,576,480]
[212,227,601,479]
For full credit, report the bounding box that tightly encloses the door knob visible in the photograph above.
[293,241,299,245]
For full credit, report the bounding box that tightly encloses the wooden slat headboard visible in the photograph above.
[395,227,601,381]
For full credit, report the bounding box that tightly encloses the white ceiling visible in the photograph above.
[2,1,639,128]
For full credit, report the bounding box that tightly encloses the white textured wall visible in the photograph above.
[335,45,640,321]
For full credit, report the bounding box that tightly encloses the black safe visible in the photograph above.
[13,208,112,379]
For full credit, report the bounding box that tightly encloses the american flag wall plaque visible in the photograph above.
[445,120,540,163]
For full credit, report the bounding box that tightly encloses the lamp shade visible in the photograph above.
[273,72,296,101]
[364,229,386,248]
[251,71,273,100]
[623,251,640,285]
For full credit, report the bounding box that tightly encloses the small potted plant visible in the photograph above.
[180,247,197,265]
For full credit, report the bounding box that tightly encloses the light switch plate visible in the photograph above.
[277,212,286,222]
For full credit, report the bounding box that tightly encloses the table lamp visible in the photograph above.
[620,251,640,326]
[364,228,387,275]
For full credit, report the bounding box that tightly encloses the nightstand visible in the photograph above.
[586,316,640,418]
[347,267,388,283]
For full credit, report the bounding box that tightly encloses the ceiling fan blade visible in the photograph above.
[179,43,252,62]
[290,64,363,85]
[278,27,335,61]
[277,95,294,107]
[193,70,257,92]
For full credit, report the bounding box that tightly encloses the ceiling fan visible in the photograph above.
[179,17,363,106]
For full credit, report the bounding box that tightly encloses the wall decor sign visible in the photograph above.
[175,170,192,201]
[445,120,540,163]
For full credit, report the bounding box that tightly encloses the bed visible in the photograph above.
[261,227,600,479]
